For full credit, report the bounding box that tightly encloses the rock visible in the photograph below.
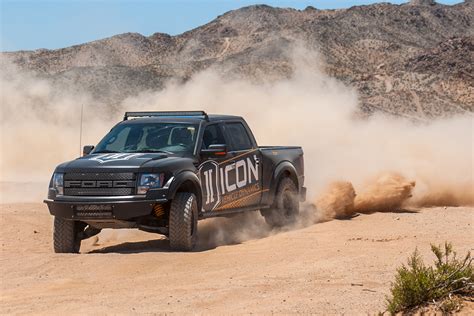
[409,0,436,6]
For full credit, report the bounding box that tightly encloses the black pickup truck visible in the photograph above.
[45,111,305,252]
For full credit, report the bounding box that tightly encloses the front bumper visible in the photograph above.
[44,197,167,220]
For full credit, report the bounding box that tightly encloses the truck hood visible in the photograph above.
[55,153,196,173]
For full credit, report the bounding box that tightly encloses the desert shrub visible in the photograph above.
[387,242,473,314]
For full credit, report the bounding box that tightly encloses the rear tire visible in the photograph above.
[262,177,299,227]
[169,192,198,251]
[53,217,83,253]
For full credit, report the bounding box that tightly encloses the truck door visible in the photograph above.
[198,123,230,212]
[218,121,263,210]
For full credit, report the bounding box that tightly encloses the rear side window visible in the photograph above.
[226,122,253,151]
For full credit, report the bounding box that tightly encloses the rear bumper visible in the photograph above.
[44,197,167,220]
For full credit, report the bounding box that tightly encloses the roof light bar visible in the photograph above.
[123,111,208,121]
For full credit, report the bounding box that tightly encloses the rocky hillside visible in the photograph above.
[3,0,473,119]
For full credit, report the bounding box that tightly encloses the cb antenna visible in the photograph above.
[79,104,84,156]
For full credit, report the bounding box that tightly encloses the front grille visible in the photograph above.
[65,188,134,196]
[74,205,113,218]
[75,211,113,218]
[64,173,136,196]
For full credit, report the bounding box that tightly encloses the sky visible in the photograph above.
[0,0,464,52]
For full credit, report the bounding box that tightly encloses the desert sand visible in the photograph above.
[0,203,472,314]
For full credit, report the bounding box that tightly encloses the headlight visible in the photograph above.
[52,173,64,195]
[137,173,165,195]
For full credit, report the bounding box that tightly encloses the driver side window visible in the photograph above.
[202,124,226,149]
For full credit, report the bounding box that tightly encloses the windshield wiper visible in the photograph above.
[135,149,173,154]
[93,150,121,153]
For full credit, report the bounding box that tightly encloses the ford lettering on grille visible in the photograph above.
[63,173,136,196]
[65,180,135,188]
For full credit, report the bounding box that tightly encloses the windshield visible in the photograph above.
[93,122,199,155]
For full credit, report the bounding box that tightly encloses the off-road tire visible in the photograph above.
[169,192,198,251]
[53,217,83,253]
[262,177,299,227]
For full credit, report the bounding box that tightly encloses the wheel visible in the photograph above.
[53,217,84,253]
[169,192,198,251]
[262,177,299,227]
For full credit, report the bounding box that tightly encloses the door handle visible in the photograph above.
[254,157,260,164]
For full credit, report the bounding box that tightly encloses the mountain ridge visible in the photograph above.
[2,1,473,118]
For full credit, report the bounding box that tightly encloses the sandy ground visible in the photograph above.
[0,203,473,314]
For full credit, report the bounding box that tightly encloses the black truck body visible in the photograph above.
[45,111,305,252]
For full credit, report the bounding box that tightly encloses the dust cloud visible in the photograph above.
[197,212,271,249]
[315,173,416,222]
[1,46,473,234]
[315,181,356,221]
[118,47,473,214]
[0,60,112,202]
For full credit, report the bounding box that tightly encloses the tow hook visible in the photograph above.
[77,226,101,240]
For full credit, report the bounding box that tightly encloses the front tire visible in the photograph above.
[169,192,198,251]
[262,177,299,227]
[53,217,83,253]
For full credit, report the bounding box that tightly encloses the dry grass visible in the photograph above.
[386,242,473,314]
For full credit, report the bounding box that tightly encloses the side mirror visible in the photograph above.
[83,145,95,156]
[200,144,227,157]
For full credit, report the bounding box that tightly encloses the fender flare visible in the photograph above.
[167,171,203,211]
[267,161,299,205]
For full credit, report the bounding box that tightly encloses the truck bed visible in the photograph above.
[259,146,302,150]
[258,145,305,206]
